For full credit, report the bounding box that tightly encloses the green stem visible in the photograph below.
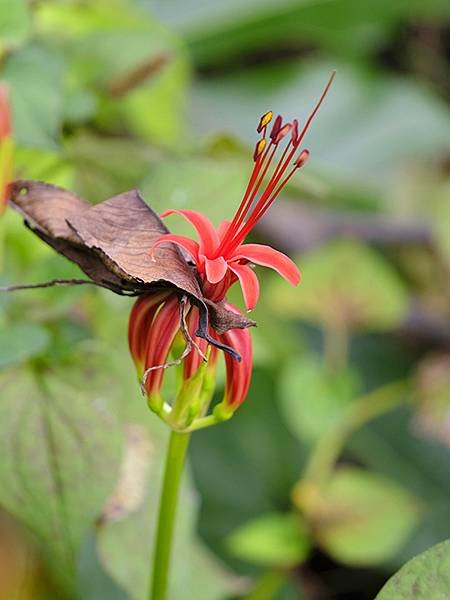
[150,430,191,600]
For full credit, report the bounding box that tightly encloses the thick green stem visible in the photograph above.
[150,430,191,600]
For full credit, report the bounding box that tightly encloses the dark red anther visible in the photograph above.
[291,119,299,145]
[269,115,282,143]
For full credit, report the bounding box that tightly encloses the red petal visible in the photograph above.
[128,291,171,367]
[217,219,232,240]
[143,295,181,395]
[219,306,252,409]
[149,233,200,263]
[0,85,11,139]
[161,209,219,255]
[229,262,260,312]
[203,255,228,284]
[233,243,301,285]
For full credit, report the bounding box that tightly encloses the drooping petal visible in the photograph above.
[229,262,260,312]
[143,295,181,396]
[161,209,219,255]
[218,305,252,410]
[128,291,172,369]
[203,255,228,285]
[149,233,200,263]
[233,243,301,285]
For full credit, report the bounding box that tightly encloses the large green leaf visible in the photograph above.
[1,45,65,149]
[226,512,310,568]
[376,539,450,599]
[139,155,249,226]
[0,323,50,369]
[268,240,409,331]
[0,370,123,592]
[348,407,450,566]
[294,467,421,566]
[278,356,360,443]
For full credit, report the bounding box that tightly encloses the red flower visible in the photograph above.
[129,73,334,429]
[0,84,13,212]
[151,71,335,312]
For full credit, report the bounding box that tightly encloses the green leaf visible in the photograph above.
[294,467,421,566]
[226,512,310,568]
[348,406,450,565]
[36,0,190,145]
[1,45,64,149]
[278,356,360,443]
[67,132,158,202]
[268,240,409,331]
[0,370,123,593]
[139,155,249,227]
[376,539,450,599]
[0,0,31,51]
[0,323,50,369]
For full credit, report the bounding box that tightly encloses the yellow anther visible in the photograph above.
[253,138,266,162]
[257,111,273,133]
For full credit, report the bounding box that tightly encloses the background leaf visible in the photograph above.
[294,467,421,566]
[376,539,450,599]
[226,512,311,567]
[0,369,123,592]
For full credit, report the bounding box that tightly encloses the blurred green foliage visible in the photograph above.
[0,0,449,598]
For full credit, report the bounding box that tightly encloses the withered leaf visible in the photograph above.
[9,180,202,297]
[8,180,254,357]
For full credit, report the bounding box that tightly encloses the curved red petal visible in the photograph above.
[219,310,252,409]
[203,255,228,284]
[233,243,301,285]
[161,209,219,255]
[229,262,260,312]
[128,291,171,368]
[143,295,181,395]
[149,233,200,263]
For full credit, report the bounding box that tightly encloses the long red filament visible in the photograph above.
[221,71,335,255]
